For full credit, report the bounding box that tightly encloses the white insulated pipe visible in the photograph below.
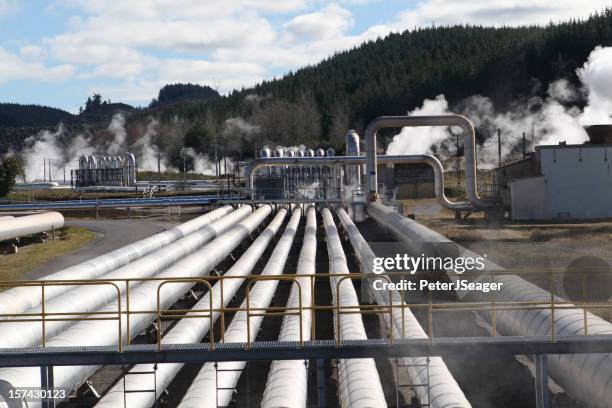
[0,205,234,318]
[0,212,64,242]
[336,207,471,408]
[321,208,387,408]
[94,208,291,408]
[363,115,491,208]
[261,205,317,408]
[0,206,273,407]
[178,208,302,408]
[245,155,470,210]
[0,206,252,349]
[367,202,612,408]
[0,216,15,220]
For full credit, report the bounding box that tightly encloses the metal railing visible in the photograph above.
[0,267,610,351]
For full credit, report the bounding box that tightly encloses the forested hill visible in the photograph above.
[149,8,612,156]
[0,103,75,127]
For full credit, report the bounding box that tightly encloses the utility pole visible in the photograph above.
[63,160,66,184]
[456,133,460,191]
[214,142,219,182]
[43,156,46,182]
[157,146,161,183]
[497,128,502,167]
[224,151,229,192]
[522,132,526,158]
[180,147,188,183]
[48,159,52,183]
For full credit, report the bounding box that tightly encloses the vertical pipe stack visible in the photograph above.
[322,208,387,408]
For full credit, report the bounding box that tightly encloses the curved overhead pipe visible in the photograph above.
[364,115,491,208]
[261,205,317,408]
[245,155,471,210]
[322,208,387,408]
[178,208,301,408]
[367,202,612,408]
[0,206,252,349]
[0,206,274,407]
[336,207,471,408]
[0,205,234,319]
[94,208,292,408]
[0,212,64,242]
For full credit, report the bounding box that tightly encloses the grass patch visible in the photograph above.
[0,226,96,281]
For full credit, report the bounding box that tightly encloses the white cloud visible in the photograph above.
[284,4,354,41]
[5,0,611,107]
[0,47,75,83]
[396,0,611,28]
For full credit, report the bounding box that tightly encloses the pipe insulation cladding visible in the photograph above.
[0,205,252,349]
[367,202,612,408]
[94,208,292,408]
[322,208,387,408]
[0,205,234,318]
[0,205,273,407]
[336,207,471,408]
[0,212,64,242]
[178,208,302,408]
[261,205,317,408]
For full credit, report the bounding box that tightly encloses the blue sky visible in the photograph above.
[0,0,610,113]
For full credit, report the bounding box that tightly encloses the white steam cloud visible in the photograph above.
[386,46,612,166]
[386,95,454,156]
[131,117,169,172]
[107,113,127,154]
[20,124,95,182]
[578,46,612,125]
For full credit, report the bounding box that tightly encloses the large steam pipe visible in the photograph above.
[0,206,273,407]
[0,212,64,242]
[367,202,612,408]
[0,206,252,349]
[261,205,316,408]
[336,207,471,408]
[178,208,302,408]
[94,208,291,408]
[364,115,491,208]
[245,155,471,210]
[0,206,234,319]
[321,208,387,408]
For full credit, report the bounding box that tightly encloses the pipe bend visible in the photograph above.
[364,114,491,209]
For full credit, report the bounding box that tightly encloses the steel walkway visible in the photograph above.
[0,335,610,367]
